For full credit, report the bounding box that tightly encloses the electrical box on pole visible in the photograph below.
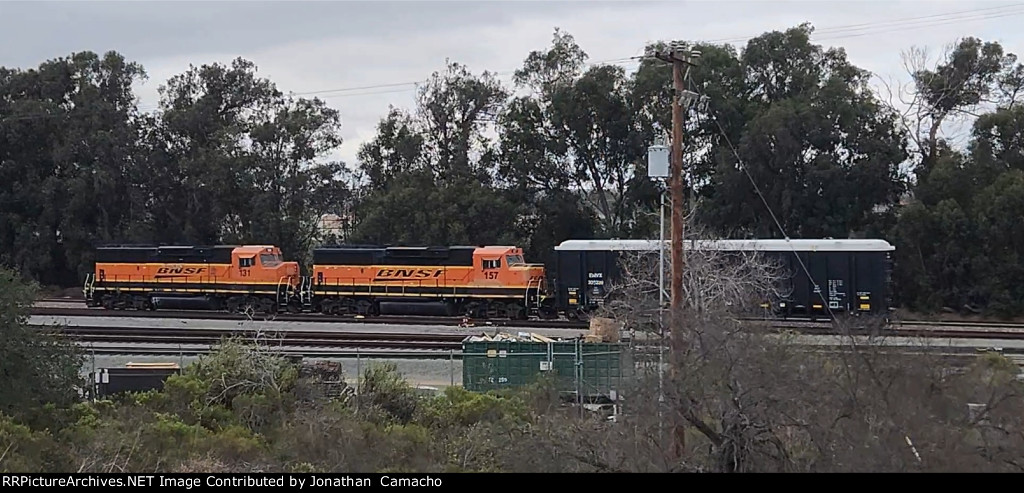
[647,144,670,179]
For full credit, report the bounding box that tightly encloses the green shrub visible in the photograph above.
[0,414,71,472]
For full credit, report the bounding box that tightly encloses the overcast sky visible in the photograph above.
[2,0,1023,164]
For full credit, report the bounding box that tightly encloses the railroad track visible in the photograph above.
[29,305,590,329]
[33,298,1024,335]
[35,324,465,351]
[744,320,1024,340]
[77,344,461,358]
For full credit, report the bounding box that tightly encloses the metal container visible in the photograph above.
[91,363,181,398]
[461,338,626,399]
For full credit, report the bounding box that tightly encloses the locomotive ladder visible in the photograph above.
[299,276,313,308]
[525,277,541,313]
[83,273,95,300]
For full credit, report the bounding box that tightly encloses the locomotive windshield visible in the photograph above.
[260,253,282,267]
[505,255,525,266]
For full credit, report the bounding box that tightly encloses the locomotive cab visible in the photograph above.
[232,246,300,286]
[472,246,549,317]
[472,246,545,287]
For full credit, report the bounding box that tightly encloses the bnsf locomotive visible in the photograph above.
[84,245,301,313]
[84,238,895,320]
[302,245,551,319]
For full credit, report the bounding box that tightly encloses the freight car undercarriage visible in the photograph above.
[87,292,560,321]
[311,295,551,320]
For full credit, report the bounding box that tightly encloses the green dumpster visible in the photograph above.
[461,337,626,398]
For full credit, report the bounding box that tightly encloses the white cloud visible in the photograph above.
[125,0,1024,166]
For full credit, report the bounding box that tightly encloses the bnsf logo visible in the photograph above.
[157,267,206,275]
[375,269,443,279]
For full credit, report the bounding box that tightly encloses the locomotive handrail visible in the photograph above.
[276,276,292,307]
[83,273,95,300]
[525,276,538,309]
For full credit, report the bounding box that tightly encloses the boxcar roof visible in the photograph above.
[555,239,895,252]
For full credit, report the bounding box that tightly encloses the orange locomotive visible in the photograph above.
[303,245,554,319]
[84,245,300,313]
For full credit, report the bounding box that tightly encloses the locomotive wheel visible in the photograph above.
[243,296,261,315]
[508,304,527,320]
[576,309,592,322]
[116,294,132,310]
[226,297,242,314]
[338,298,355,315]
[258,297,275,314]
[355,300,372,316]
[132,296,148,310]
[319,299,335,315]
[465,302,489,319]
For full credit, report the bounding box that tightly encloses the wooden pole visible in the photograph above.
[654,43,699,460]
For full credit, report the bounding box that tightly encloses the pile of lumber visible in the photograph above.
[464,331,558,343]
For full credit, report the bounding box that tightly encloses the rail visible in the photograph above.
[29,305,591,329]
[36,324,466,350]
[33,297,1024,334]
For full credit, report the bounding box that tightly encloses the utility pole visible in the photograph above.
[654,42,700,460]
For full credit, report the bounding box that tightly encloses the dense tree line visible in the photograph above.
[0,55,347,284]
[1,24,1022,316]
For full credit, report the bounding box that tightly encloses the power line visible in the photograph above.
[2,3,1021,123]
[685,70,840,321]
[288,55,643,98]
[292,3,1024,104]
[297,3,1024,98]
[701,3,1024,45]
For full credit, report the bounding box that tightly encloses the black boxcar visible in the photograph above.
[552,239,895,319]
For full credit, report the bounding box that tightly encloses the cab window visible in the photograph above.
[483,258,501,269]
[505,255,524,266]
[260,253,281,267]
[239,257,255,268]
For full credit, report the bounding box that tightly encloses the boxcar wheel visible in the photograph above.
[538,305,558,320]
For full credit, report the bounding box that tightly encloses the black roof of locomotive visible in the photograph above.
[313,245,478,266]
[94,245,240,264]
